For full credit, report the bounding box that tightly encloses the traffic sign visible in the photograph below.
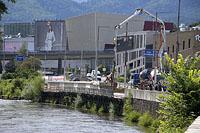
[16,55,25,61]
[144,49,156,57]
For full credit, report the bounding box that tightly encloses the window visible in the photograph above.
[139,50,143,57]
[188,39,191,48]
[136,35,139,48]
[129,63,133,69]
[183,41,185,50]
[131,51,136,60]
[134,61,136,68]
[118,67,120,73]
[140,35,143,48]
[172,45,174,53]
[137,60,140,67]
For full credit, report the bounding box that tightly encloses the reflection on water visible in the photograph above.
[0,99,142,133]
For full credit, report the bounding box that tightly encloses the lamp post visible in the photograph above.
[95,25,110,81]
[2,37,5,74]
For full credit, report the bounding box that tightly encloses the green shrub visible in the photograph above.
[125,111,141,123]
[109,102,115,116]
[158,54,200,132]
[98,106,104,114]
[123,92,133,115]
[22,75,44,101]
[75,94,83,109]
[116,76,124,83]
[90,103,97,113]
[150,119,160,132]
[138,112,153,127]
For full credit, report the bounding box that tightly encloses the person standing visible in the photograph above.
[45,21,56,51]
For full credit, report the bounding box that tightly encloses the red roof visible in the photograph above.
[143,21,174,31]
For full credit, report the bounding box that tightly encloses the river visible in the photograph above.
[0,99,143,133]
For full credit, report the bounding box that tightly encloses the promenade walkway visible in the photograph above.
[186,116,200,133]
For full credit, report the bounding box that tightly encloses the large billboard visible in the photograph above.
[35,20,67,51]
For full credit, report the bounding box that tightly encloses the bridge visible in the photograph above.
[44,81,114,97]
[44,80,164,100]
[0,50,114,60]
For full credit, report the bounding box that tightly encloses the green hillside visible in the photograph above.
[2,0,200,25]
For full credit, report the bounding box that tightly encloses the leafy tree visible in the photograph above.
[17,56,41,71]
[18,41,27,56]
[0,0,16,15]
[159,54,200,132]
[189,22,200,27]
[5,59,16,73]
[0,60,2,73]
[74,65,80,75]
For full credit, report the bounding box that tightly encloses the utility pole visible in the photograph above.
[95,13,98,81]
[176,0,181,61]
[154,12,158,86]
[124,22,128,85]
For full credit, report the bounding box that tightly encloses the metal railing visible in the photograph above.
[44,81,113,97]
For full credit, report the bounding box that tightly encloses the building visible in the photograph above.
[33,13,145,74]
[65,13,144,51]
[154,29,200,67]
[4,37,34,52]
[168,30,200,59]
[115,31,158,77]
[3,22,34,38]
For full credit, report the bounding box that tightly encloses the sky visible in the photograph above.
[72,0,88,3]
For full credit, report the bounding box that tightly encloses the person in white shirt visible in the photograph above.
[45,22,56,51]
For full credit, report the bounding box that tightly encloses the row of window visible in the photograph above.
[116,49,144,65]
[170,38,191,53]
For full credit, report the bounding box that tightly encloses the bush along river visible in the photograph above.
[0,99,143,133]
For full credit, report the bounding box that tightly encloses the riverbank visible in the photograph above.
[40,91,159,132]
[0,99,142,133]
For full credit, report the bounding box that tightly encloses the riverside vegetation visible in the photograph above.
[121,53,200,133]
[0,56,44,101]
[0,53,199,133]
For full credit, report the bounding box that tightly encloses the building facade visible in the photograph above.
[65,13,144,51]
[3,23,34,38]
[4,37,34,52]
[154,29,200,67]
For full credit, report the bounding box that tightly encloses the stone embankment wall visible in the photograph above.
[125,89,164,116]
[42,81,165,116]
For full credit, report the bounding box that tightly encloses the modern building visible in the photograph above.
[115,31,158,77]
[3,22,34,38]
[65,12,144,51]
[4,37,34,52]
[33,13,145,74]
[115,21,176,77]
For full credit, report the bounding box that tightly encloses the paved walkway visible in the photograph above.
[185,116,200,133]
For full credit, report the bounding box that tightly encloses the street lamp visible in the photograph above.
[95,25,110,81]
[2,37,5,74]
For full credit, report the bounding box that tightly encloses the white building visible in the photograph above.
[115,31,157,77]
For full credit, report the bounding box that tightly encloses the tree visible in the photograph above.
[0,60,2,73]
[18,41,27,56]
[189,22,200,27]
[0,0,16,15]
[17,56,41,71]
[159,54,200,132]
[5,59,16,73]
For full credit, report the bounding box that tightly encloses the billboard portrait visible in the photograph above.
[35,20,67,51]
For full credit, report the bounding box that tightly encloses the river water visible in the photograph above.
[0,99,142,133]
